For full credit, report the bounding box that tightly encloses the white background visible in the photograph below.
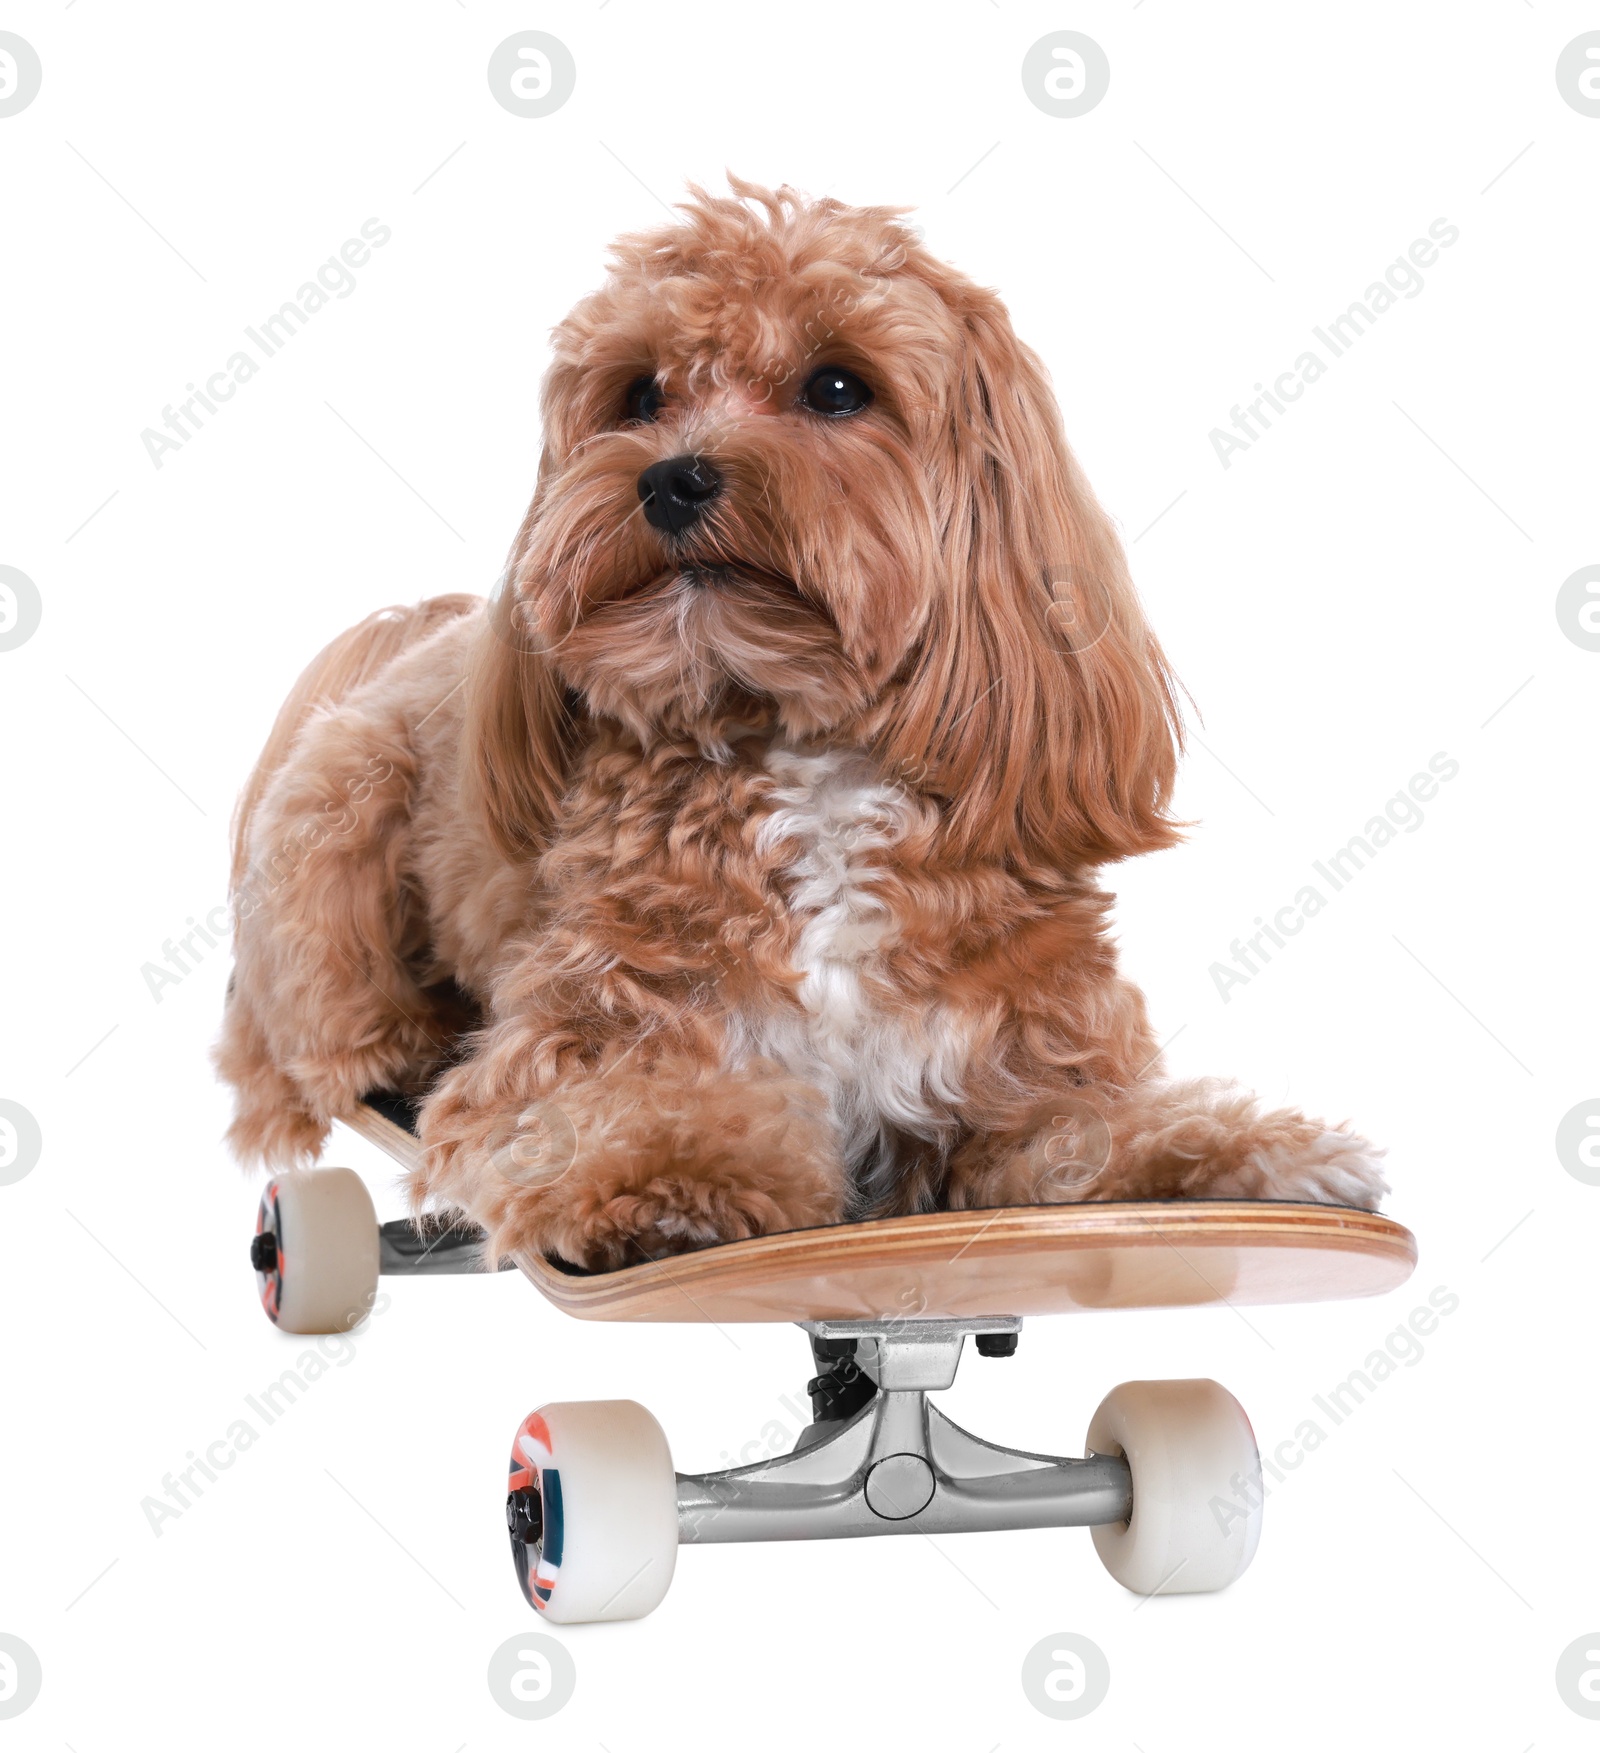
[3,1,1597,1746]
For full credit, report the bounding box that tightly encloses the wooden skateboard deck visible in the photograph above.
[345,1097,1417,1325]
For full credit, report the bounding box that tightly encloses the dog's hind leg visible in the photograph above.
[215,981,330,1165]
[216,599,481,1167]
[221,706,447,1161]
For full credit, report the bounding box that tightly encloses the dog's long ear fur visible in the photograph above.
[880,283,1183,867]
[461,492,582,862]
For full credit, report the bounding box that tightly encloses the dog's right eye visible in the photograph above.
[624,376,665,424]
[800,365,873,418]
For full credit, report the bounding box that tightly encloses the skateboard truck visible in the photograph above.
[675,1317,1133,1544]
[376,1215,515,1275]
[805,1335,878,1425]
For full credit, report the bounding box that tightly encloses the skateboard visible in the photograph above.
[245,1093,1417,1623]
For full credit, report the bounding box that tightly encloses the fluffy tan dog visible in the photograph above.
[218,180,1385,1269]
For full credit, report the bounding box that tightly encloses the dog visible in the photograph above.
[217,179,1386,1271]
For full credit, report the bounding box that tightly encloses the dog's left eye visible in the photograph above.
[799,365,873,418]
[624,375,665,423]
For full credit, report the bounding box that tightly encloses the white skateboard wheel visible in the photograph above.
[1086,1378,1262,1595]
[251,1169,379,1335]
[506,1401,678,1623]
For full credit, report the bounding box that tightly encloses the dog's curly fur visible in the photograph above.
[217,179,1386,1269]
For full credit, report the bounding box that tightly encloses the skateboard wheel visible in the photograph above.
[1086,1379,1262,1595]
[252,1169,379,1335]
[507,1400,678,1624]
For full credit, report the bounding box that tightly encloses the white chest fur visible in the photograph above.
[726,747,969,1181]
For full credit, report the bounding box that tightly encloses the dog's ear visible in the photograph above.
[880,290,1183,866]
[461,519,580,862]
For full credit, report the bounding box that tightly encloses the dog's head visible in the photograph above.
[471,179,1182,866]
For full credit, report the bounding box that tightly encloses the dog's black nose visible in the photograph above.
[637,454,722,535]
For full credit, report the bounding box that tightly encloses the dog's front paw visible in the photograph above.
[458,1147,845,1274]
[1234,1126,1389,1210]
[500,1094,847,1271]
[537,1163,839,1272]
[419,1059,849,1272]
